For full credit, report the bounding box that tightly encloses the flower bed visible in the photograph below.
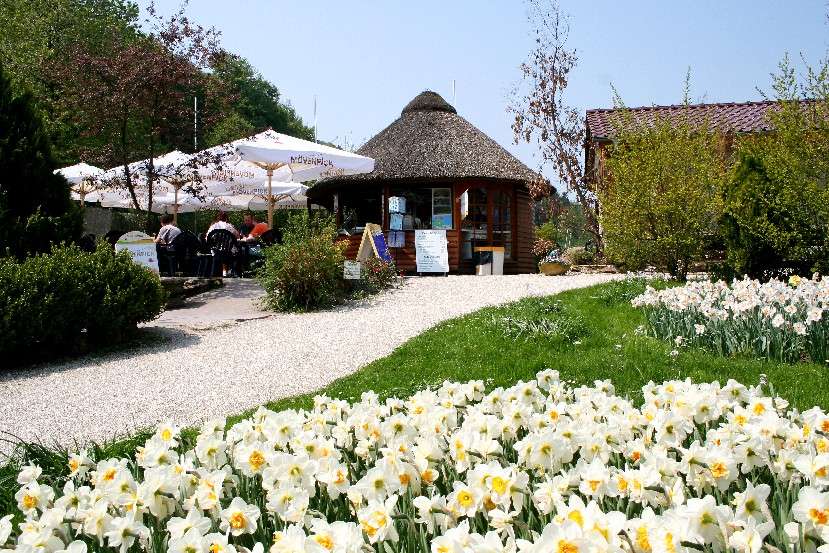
[632,276,828,363]
[4,371,829,553]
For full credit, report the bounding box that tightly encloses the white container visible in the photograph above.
[473,247,505,276]
[492,248,505,275]
[388,196,406,214]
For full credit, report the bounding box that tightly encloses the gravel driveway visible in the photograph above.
[0,274,617,452]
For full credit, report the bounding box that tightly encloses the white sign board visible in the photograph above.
[415,229,449,273]
[115,231,160,275]
[343,260,361,280]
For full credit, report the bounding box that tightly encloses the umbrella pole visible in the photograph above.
[267,168,274,228]
[173,186,179,225]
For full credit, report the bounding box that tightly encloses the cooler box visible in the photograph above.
[473,246,505,275]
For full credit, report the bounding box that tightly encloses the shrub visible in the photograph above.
[599,97,726,280]
[0,243,166,366]
[563,246,594,265]
[359,257,400,294]
[259,213,347,311]
[0,61,79,258]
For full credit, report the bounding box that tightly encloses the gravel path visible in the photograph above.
[0,274,617,452]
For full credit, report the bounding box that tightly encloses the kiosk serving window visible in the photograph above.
[389,187,453,230]
[339,189,382,234]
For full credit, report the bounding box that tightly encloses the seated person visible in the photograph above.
[239,212,255,237]
[154,214,181,250]
[242,214,270,242]
[207,211,240,238]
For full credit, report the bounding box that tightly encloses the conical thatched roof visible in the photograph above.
[309,91,539,199]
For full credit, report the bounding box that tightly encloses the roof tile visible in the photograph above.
[585,100,791,140]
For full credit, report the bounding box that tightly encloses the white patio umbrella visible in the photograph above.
[94,151,212,219]
[55,163,105,206]
[152,190,320,213]
[234,130,374,227]
[136,147,312,222]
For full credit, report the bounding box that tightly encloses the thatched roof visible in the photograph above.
[309,91,539,199]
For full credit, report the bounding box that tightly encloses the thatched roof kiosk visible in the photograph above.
[309,90,540,274]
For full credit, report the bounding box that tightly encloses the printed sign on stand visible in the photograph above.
[415,229,449,273]
[115,231,160,274]
[357,223,393,263]
[343,261,361,280]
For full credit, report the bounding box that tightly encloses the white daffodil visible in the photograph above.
[220,497,261,536]
[16,464,43,485]
[15,481,54,516]
[104,515,149,553]
[733,482,772,523]
[0,514,13,546]
[269,525,306,553]
[168,527,207,553]
[357,496,398,544]
[167,508,213,540]
[266,485,309,524]
[728,518,775,553]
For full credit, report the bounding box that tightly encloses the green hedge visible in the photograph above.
[0,243,166,366]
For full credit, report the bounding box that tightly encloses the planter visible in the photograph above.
[539,261,570,276]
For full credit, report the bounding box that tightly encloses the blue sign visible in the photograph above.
[372,230,393,262]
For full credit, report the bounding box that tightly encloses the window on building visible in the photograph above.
[492,190,512,258]
[339,189,382,234]
[388,187,453,230]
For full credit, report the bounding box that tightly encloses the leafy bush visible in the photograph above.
[359,257,400,294]
[0,243,165,366]
[535,220,559,245]
[599,98,726,280]
[563,246,594,265]
[721,131,829,280]
[259,213,347,311]
[0,61,80,258]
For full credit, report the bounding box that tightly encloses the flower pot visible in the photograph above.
[539,261,570,276]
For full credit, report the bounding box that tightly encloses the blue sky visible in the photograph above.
[143,1,825,175]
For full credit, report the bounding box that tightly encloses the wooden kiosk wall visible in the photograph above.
[338,179,535,275]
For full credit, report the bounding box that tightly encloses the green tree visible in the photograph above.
[0,62,80,257]
[722,56,829,278]
[206,110,256,147]
[0,0,140,164]
[209,53,314,143]
[600,98,727,280]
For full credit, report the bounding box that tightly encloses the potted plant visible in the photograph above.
[538,248,570,276]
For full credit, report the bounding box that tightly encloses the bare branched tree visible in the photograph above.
[509,0,602,252]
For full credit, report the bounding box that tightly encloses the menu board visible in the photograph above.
[415,229,449,273]
[115,231,160,274]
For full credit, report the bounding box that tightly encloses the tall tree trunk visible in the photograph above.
[119,112,140,211]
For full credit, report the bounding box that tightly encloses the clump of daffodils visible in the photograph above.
[5,370,829,553]
[632,276,828,363]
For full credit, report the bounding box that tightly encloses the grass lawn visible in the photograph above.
[264,277,828,412]
[2,278,826,515]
